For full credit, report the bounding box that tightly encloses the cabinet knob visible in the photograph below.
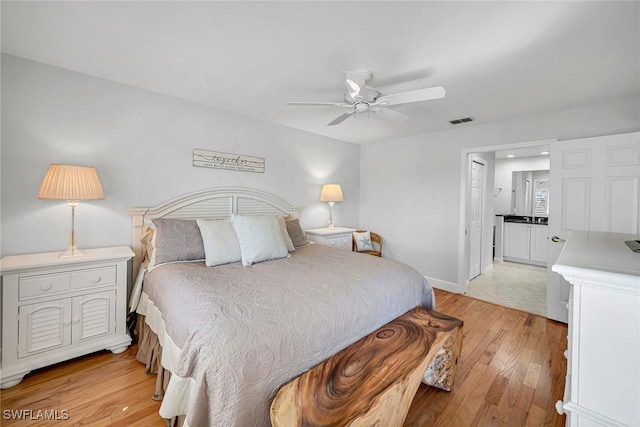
[555,400,565,415]
[91,276,102,284]
[40,283,53,291]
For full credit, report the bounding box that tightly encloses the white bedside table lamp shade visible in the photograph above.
[320,184,344,228]
[38,164,104,257]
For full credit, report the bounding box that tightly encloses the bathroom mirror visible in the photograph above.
[511,170,549,217]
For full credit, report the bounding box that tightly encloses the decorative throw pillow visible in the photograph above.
[148,218,206,270]
[285,217,307,247]
[353,231,374,252]
[231,214,289,267]
[197,219,242,266]
[277,216,296,252]
[140,226,154,267]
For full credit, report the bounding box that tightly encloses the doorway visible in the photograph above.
[459,140,554,315]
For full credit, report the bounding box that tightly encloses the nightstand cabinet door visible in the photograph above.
[72,290,116,343]
[18,299,72,358]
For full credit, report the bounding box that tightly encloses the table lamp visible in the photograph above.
[38,164,104,257]
[320,184,344,228]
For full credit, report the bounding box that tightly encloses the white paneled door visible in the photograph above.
[547,132,640,322]
[469,158,484,280]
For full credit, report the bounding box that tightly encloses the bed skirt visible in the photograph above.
[135,315,185,427]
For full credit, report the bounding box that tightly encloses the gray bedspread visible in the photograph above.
[143,243,434,427]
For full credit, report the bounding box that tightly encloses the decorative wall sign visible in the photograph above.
[193,149,265,173]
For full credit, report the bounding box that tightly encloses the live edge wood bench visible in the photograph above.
[270,307,463,427]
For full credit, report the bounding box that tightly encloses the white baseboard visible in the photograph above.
[424,276,465,294]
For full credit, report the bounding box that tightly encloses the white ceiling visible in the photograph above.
[2,1,639,144]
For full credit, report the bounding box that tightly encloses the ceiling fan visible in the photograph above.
[286,69,446,126]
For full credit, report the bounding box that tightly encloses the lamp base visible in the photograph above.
[327,201,336,229]
[59,248,85,258]
[60,201,84,258]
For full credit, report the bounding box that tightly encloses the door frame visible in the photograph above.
[458,139,556,292]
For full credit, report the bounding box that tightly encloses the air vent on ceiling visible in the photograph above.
[449,117,474,125]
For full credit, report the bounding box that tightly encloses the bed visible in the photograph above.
[129,187,436,427]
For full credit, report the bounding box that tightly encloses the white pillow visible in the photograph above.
[231,214,290,267]
[196,219,242,267]
[277,215,295,252]
[354,231,374,252]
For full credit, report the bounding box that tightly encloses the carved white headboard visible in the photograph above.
[129,187,302,275]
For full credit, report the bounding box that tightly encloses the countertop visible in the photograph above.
[499,215,548,225]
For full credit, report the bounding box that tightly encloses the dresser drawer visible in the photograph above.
[72,266,116,290]
[19,273,71,300]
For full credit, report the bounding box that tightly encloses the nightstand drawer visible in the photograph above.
[325,236,351,249]
[19,273,71,300]
[305,227,357,251]
[73,266,116,290]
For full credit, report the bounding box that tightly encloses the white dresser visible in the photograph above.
[0,246,134,388]
[552,231,640,427]
[305,227,357,250]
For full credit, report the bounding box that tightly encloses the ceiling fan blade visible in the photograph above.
[373,68,434,88]
[327,110,356,126]
[381,86,446,106]
[379,107,409,122]
[286,101,351,107]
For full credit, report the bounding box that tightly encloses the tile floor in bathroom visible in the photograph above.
[465,260,547,316]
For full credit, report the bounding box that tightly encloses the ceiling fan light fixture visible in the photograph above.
[345,77,364,98]
[346,78,360,93]
[344,69,372,98]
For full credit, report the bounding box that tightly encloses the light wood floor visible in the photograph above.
[0,289,567,426]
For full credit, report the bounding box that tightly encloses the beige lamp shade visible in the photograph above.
[320,184,344,202]
[38,164,104,201]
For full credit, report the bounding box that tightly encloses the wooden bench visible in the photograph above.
[270,307,463,427]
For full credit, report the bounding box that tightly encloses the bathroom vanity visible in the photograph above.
[502,216,548,265]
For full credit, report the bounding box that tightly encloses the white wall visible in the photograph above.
[494,155,550,215]
[360,94,640,291]
[1,55,360,256]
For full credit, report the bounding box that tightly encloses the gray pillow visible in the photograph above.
[277,215,295,252]
[285,217,307,247]
[149,218,205,269]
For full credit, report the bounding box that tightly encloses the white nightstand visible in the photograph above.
[0,246,134,388]
[305,227,357,250]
